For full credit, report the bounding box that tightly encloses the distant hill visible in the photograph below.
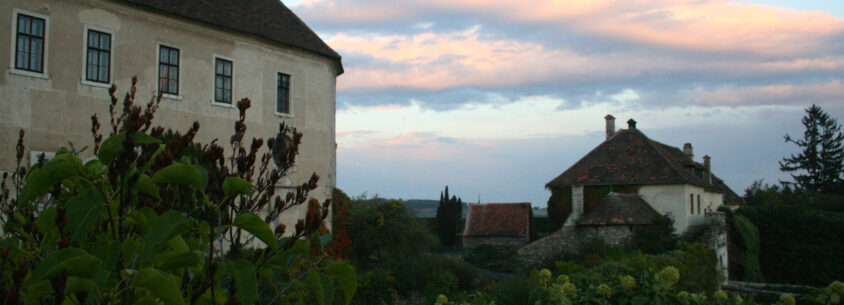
[404,199,439,210]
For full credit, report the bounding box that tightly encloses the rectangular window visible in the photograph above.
[214,58,232,104]
[15,13,46,73]
[158,45,179,95]
[690,194,694,214]
[85,30,111,83]
[276,73,290,114]
[697,194,701,214]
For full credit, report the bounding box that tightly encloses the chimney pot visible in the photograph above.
[703,155,711,183]
[627,118,637,129]
[605,114,615,140]
[683,143,694,159]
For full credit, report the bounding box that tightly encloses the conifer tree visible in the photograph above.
[435,186,462,246]
[780,104,844,194]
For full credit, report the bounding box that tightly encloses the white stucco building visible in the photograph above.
[545,115,744,277]
[1,0,342,225]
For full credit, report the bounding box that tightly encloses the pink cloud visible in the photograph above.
[314,0,844,91]
[336,129,380,137]
[299,0,844,54]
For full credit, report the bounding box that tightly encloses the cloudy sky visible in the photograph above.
[288,0,844,206]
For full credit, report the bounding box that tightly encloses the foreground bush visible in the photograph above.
[0,80,355,305]
[554,242,720,294]
[442,265,743,305]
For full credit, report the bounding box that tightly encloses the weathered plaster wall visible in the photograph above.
[0,0,338,229]
[638,184,689,233]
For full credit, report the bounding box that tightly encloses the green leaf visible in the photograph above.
[258,267,273,282]
[152,163,205,190]
[160,252,200,272]
[321,273,335,305]
[132,268,185,305]
[167,235,190,254]
[24,281,53,305]
[90,240,122,271]
[64,276,97,294]
[20,154,84,203]
[132,132,162,145]
[66,189,104,241]
[144,211,189,247]
[27,248,102,284]
[229,259,258,305]
[326,262,357,305]
[134,174,161,200]
[135,297,160,305]
[83,159,108,177]
[307,271,325,305]
[232,212,276,248]
[223,177,255,198]
[35,207,58,234]
[631,296,650,305]
[130,208,158,235]
[121,238,143,266]
[97,132,126,165]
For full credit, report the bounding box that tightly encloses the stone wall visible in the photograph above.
[585,225,635,246]
[462,236,529,250]
[516,225,636,268]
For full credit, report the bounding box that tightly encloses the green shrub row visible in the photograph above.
[736,205,844,286]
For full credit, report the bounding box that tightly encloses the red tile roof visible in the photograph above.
[463,203,531,237]
[121,0,343,74]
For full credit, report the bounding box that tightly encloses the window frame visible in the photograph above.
[275,72,292,117]
[690,194,694,214]
[9,9,49,78]
[697,194,701,214]
[157,44,181,97]
[211,55,234,107]
[82,25,114,87]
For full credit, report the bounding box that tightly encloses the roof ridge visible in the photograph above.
[639,131,694,186]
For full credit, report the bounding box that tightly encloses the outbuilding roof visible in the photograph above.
[578,192,659,226]
[121,0,343,74]
[463,203,531,238]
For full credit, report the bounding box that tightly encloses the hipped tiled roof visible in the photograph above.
[463,203,531,237]
[578,193,659,226]
[546,128,745,206]
[121,0,343,74]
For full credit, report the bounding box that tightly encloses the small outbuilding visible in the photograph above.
[462,203,532,249]
[577,192,659,245]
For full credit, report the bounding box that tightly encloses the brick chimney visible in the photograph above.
[627,118,637,129]
[683,143,694,160]
[605,114,615,140]
[703,155,711,183]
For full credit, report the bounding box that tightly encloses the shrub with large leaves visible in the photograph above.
[0,78,355,305]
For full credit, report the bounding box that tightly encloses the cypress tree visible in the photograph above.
[435,186,462,246]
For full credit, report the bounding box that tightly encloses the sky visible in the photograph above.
[287,0,844,207]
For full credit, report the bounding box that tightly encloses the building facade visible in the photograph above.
[547,116,744,234]
[1,0,342,226]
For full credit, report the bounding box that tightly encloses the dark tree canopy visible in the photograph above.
[780,104,844,194]
[435,186,462,247]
